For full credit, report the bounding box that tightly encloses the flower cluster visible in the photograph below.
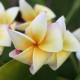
[0,0,80,74]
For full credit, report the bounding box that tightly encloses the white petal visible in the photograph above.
[15,22,31,31]
[25,12,47,44]
[73,28,80,42]
[76,51,80,61]
[9,46,34,65]
[8,29,35,50]
[0,2,6,24]
[38,23,63,52]
[47,51,71,70]
[63,30,80,51]
[0,2,5,10]
[19,0,36,21]
[10,22,16,30]
[34,4,56,20]
[56,16,66,38]
[30,47,51,74]
[6,7,19,24]
[0,25,11,46]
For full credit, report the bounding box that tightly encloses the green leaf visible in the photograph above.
[0,60,32,80]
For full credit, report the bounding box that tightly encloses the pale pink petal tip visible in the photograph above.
[15,49,21,55]
[9,49,20,57]
[29,66,35,75]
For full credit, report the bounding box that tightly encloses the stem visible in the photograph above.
[70,54,78,74]
[66,0,80,24]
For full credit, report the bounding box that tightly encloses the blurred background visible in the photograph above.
[0,0,80,80]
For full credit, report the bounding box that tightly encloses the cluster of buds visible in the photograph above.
[0,0,80,74]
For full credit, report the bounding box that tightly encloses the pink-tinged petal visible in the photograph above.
[34,4,56,20]
[38,23,63,52]
[6,7,19,24]
[47,51,71,70]
[76,51,80,61]
[63,30,80,51]
[0,25,11,46]
[0,46,4,55]
[73,28,80,42]
[15,22,31,31]
[19,0,36,21]
[30,47,51,74]
[56,16,66,38]
[9,46,34,65]
[0,2,6,24]
[8,29,35,51]
[25,12,47,44]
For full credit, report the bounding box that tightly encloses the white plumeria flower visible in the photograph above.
[46,17,80,70]
[73,28,80,61]
[0,2,19,25]
[8,12,62,74]
[16,0,56,31]
[8,12,80,74]
[0,2,19,55]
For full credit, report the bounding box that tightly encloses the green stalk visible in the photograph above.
[70,54,79,74]
[66,0,80,24]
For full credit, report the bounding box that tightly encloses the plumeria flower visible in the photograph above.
[16,0,56,31]
[73,28,80,61]
[0,2,19,55]
[0,2,19,29]
[8,12,62,74]
[8,12,80,74]
[46,17,80,70]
